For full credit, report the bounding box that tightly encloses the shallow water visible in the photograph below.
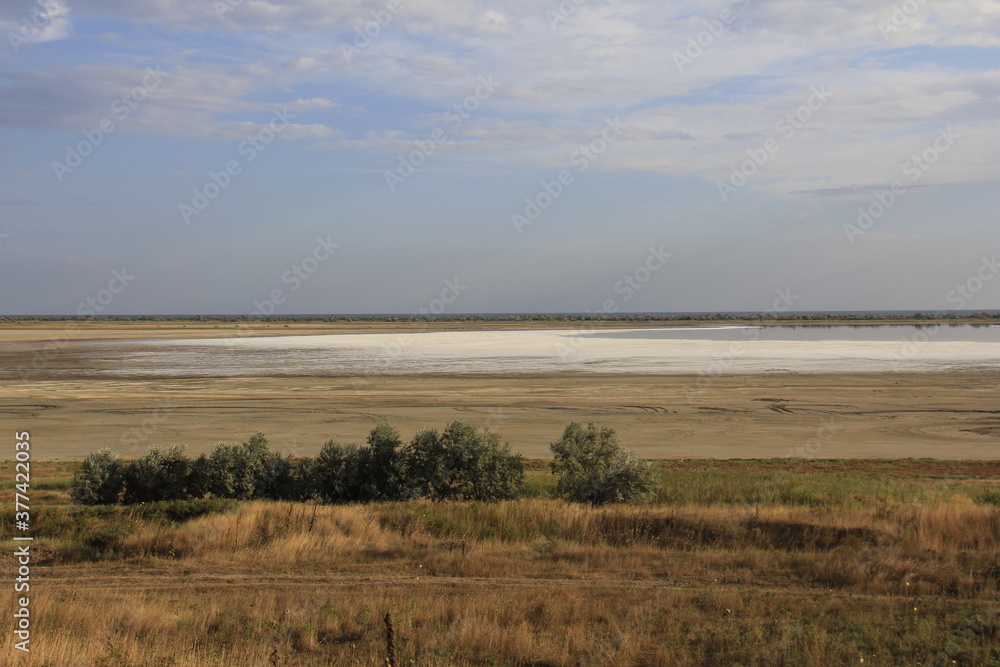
[15,324,997,378]
[584,324,1000,342]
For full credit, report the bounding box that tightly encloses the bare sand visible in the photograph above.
[3,373,998,460]
[0,319,684,343]
[2,322,998,460]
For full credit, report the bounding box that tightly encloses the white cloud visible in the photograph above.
[0,63,340,141]
[3,0,997,197]
[285,55,317,70]
[475,10,509,33]
[0,0,73,49]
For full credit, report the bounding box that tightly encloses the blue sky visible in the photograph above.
[1,0,998,315]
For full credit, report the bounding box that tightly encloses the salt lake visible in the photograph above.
[31,324,1000,378]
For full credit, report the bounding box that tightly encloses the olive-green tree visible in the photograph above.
[307,440,362,503]
[71,448,126,505]
[356,423,411,501]
[121,444,192,503]
[307,424,411,503]
[550,422,659,505]
[194,433,293,500]
[405,420,523,501]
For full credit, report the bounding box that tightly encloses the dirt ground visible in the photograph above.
[0,319,688,343]
[2,322,999,460]
[4,373,999,460]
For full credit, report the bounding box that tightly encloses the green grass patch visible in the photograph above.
[975,489,1000,506]
[650,460,999,508]
[5,459,997,514]
[0,497,236,561]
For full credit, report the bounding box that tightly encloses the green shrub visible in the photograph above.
[121,444,191,503]
[975,489,1000,506]
[306,425,411,503]
[293,456,319,501]
[195,433,293,501]
[73,422,526,506]
[71,448,126,505]
[308,440,362,503]
[198,442,246,499]
[405,420,524,501]
[186,453,213,499]
[550,422,659,505]
[243,433,296,500]
[357,423,411,501]
[404,428,450,499]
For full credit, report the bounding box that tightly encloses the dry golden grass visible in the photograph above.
[1,462,998,665]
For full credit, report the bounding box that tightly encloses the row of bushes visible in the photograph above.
[72,421,659,507]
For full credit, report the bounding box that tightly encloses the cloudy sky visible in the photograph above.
[1,0,998,315]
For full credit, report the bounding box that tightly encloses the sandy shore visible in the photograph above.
[5,372,998,460]
[0,319,703,343]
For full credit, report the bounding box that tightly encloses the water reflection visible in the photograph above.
[582,324,1000,343]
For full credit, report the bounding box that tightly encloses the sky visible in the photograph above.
[1,0,998,315]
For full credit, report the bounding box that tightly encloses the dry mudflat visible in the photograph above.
[2,321,998,459]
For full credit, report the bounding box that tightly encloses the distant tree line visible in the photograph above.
[71,421,658,507]
[4,312,999,324]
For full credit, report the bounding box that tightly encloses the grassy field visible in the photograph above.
[2,459,999,666]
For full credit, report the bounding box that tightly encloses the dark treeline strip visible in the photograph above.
[4,312,1000,324]
[71,422,657,508]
